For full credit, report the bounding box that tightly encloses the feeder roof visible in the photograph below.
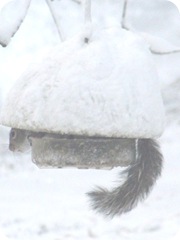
[0,27,165,138]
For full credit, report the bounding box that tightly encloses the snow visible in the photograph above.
[0,0,180,240]
[0,1,12,11]
[0,127,180,240]
[0,0,31,47]
[169,0,180,12]
[1,27,164,138]
[140,32,180,53]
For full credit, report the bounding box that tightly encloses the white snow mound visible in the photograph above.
[0,27,165,138]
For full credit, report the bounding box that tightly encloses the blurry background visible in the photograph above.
[0,0,180,239]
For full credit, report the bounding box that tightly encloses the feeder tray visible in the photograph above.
[30,134,134,169]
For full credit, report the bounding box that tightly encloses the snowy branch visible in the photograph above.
[84,0,91,24]
[45,0,64,41]
[139,32,180,55]
[0,0,31,47]
[121,0,129,30]
[151,49,180,55]
[72,0,81,4]
[83,0,92,43]
[120,1,180,56]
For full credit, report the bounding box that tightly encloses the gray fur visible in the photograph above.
[9,128,46,152]
[87,139,163,217]
[9,128,30,152]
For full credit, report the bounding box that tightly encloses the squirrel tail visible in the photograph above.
[87,139,163,217]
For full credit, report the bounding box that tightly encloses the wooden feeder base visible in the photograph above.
[30,135,135,169]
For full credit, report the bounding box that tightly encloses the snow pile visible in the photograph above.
[0,229,9,240]
[0,27,164,138]
[0,0,31,47]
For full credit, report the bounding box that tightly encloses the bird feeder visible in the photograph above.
[0,1,165,169]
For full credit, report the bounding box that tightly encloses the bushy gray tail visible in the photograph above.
[87,139,163,217]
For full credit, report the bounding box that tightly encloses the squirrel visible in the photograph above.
[9,128,31,152]
[9,128,45,152]
[9,128,163,217]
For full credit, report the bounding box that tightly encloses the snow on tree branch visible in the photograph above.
[121,0,129,30]
[83,0,92,43]
[120,0,180,55]
[151,49,180,55]
[140,33,180,55]
[45,0,64,41]
[0,0,31,47]
[84,0,91,23]
[72,0,82,4]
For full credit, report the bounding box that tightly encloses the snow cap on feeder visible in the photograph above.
[0,26,165,138]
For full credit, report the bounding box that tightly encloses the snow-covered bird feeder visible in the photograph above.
[0,26,165,168]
